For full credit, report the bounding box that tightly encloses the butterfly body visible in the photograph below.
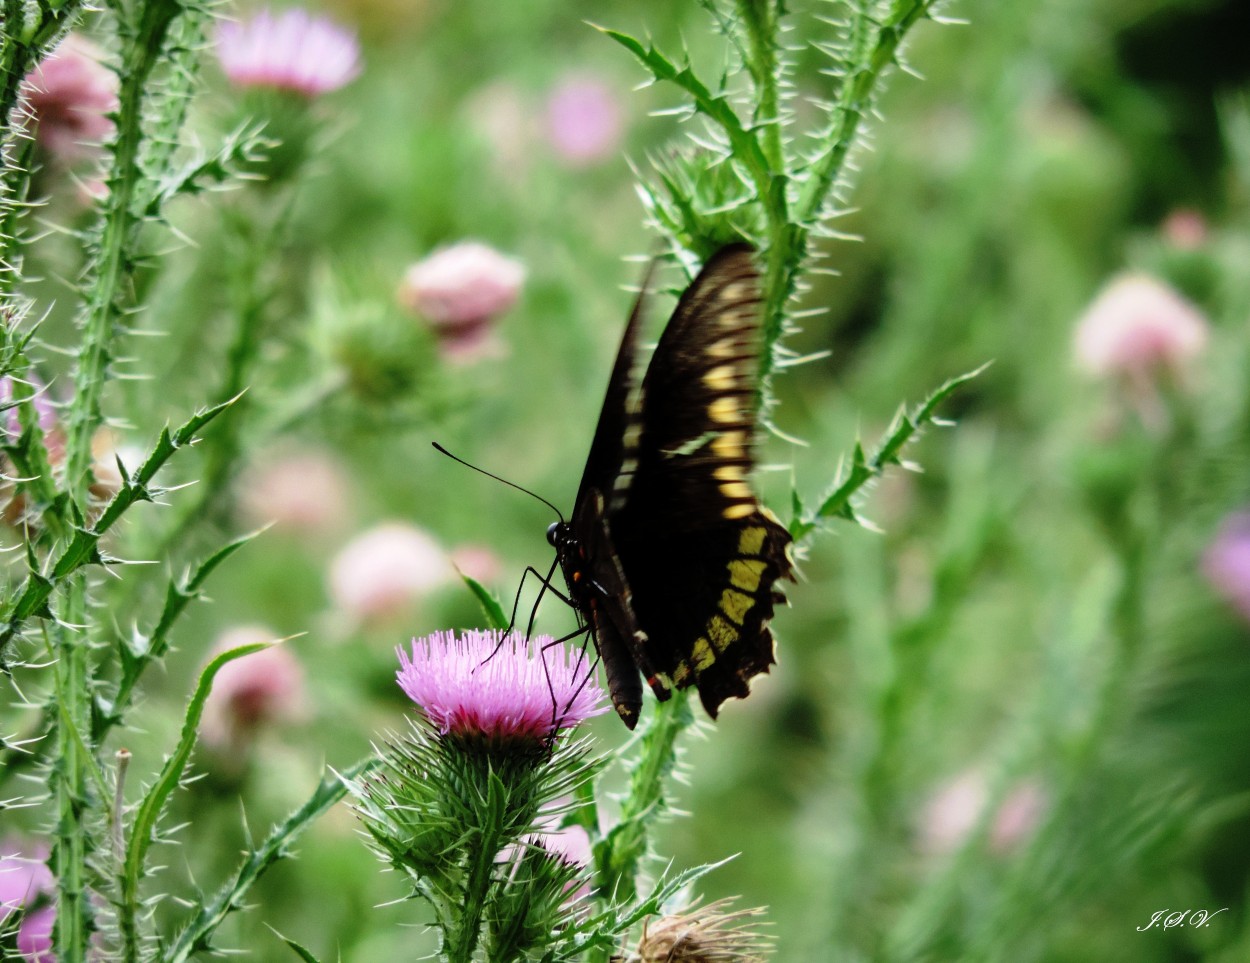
[551,244,794,729]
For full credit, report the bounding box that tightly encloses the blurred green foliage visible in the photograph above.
[5,0,1250,960]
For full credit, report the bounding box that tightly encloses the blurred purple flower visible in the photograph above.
[1074,273,1209,384]
[200,626,307,753]
[0,377,58,442]
[545,73,623,167]
[328,522,453,622]
[215,8,361,98]
[20,34,118,161]
[0,841,55,962]
[397,630,606,747]
[1203,512,1250,623]
[398,242,524,362]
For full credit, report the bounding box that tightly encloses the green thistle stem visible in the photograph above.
[51,601,91,963]
[64,0,185,498]
[597,691,693,905]
[795,0,938,225]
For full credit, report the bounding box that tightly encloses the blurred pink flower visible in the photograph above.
[545,73,623,167]
[526,820,594,902]
[241,449,352,535]
[1073,273,1209,385]
[1203,511,1250,623]
[398,242,524,362]
[20,34,118,161]
[398,630,606,748]
[215,8,361,97]
[200,626,307,752]
[329,522,453,621]
[918,770,1045,856]
[1161,208,1207,250]
[449,544,503,585]
[0,841,55,962]
[989,780,1047,853]
[917,770,987,855]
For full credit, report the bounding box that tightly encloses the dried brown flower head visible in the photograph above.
[631,899,770,963]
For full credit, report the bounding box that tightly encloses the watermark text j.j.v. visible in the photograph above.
[1138,909,1227,931]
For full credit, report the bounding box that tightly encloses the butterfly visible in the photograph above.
[547,243,794,729]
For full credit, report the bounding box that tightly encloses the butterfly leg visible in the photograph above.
[480,558,571,668]
[538,624,595,737]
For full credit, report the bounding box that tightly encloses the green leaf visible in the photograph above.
[99,530,261,741]
[793,364,987,541]
[164,758,377,963]
[0,396,241,659]
[460,572,509,631]
[270,929,324,963]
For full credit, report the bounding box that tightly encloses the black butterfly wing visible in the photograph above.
[610,244,794,718]
[553,261,661,728]
[571,260,655,516]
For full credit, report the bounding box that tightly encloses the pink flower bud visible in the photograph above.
[1074,273,1209,383]
[545,73,624,167]
[20,34,118,162]
[398,242,525,362]
[215,8,361,98]
[1203,511,1250,624]
[328,522,454,622]
[200,626,307,753]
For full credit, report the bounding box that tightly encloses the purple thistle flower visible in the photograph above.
[397,630,606,746]
[215,8,361,98]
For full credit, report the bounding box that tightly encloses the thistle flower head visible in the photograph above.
[397,630,606,747]
[241,448,353,536]
[200,627,307,753]
[215,8,361,98]
[0,841,55,962]
[20,34,118,161]
[1073,273,1209,384]
[397,242,525,362]
[328,522,453,622]
[633,900,770,963]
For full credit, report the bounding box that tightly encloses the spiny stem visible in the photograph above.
[64,0,186,501]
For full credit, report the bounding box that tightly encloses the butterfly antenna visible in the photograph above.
[432,442,565,522]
